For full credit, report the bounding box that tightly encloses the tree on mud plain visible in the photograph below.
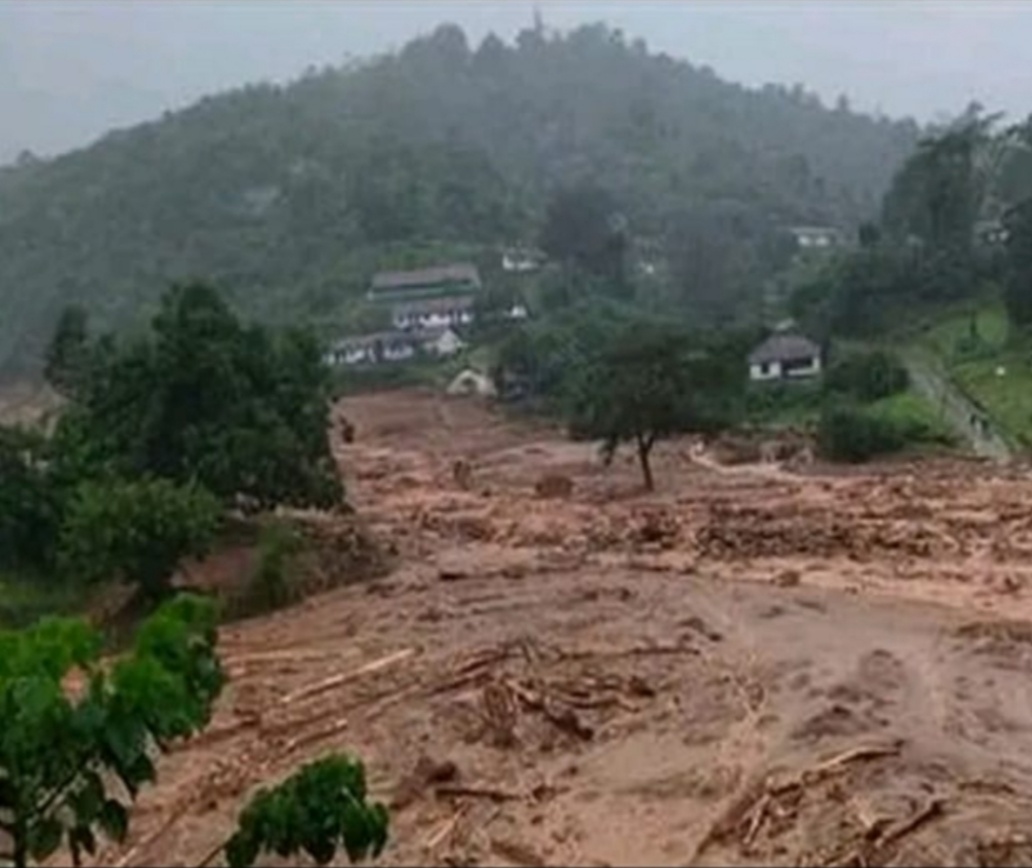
[0,595,223,868]
[564,320,740,490]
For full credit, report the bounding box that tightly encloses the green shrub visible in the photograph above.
[241,521,303,616]
[57,477,221,599]
[224,754,389,867]
[817,403,906,462]
[824,350,909,402]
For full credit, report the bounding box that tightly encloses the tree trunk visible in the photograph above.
[636,435,655,491]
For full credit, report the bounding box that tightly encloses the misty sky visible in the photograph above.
[2,0,1032,165]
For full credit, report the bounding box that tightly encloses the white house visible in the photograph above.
[748,334,823,382]
[501,247,545,273]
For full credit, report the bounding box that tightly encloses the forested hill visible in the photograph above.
[0,22,921,374]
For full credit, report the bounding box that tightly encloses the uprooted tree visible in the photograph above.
[0,595,224,868]
[563,319,742,490]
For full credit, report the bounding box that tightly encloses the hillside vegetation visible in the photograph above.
[0,22,921,375]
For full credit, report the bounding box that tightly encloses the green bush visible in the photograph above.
[57,477,221,599]
[824,350,909,402]
[817,403,906,462]
[224,754,388,867]
[239,521,303,616]
[744,381,823,424]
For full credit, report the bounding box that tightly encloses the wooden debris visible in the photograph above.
[490,837,548,867]
[281,647,417,705]
[878,798,944,849]
[504,679,594,740]
[425,803,471,851]
[435,784,522,802]
[392,756,460,810]
[114,802,193,867]
[280,716,349,756]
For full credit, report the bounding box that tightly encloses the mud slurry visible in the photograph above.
[101,391,1032,867]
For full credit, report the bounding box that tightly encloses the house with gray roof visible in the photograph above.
[367,263,481,303]
[748,333,822,382]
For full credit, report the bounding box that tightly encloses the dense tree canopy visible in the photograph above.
[0,22,921,375]
[65,283,343,511]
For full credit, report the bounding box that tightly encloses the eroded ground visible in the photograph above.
[102,390,1032,867]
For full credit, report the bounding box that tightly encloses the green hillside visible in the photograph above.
[0,22,921,375]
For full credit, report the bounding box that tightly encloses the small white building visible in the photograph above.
[748,334,823,382]
[447,368,497,397]
[789,226,843,250]
[501,247,545,273]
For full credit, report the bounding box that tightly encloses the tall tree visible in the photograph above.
[563,320,740,490]
[43,305,90,398]
[539,183,629,294]
[64,282,343,511]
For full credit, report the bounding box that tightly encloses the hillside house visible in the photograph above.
[501,247,545,273]
[324,327,465,367]
[748,334,822,382]
[788,226,843,250]
[367,263,481,303]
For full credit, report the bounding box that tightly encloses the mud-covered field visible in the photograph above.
[99,390,1032,867]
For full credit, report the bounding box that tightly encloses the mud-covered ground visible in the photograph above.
[101,390,1032,867]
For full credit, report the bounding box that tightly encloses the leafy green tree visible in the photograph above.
[1004,199,1032,328]
[563,320,740,489]
[817,403,905,463]
[539,183,629,293]
[57,478,220,600]
[43,305,90,398]
[224,755,389,868]
[824,350,909,402]
[0,594,223,868]
[69,283,343,511]
[0,427,60,573]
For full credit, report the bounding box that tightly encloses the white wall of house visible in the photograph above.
[749,360,783,381]
[502,254,538,273]
[392,309,473,330]
[326,345,375,366]
[748,356,821,381]
[783,356,822,378]
[382,343,416,361]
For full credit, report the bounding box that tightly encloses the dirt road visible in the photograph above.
[103,390,1032,867]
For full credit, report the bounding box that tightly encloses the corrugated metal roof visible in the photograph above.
[748,334,821,364]
[370,263,481,292]
[392,295,476,316]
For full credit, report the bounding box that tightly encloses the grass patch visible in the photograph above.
[867,391,955,447]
